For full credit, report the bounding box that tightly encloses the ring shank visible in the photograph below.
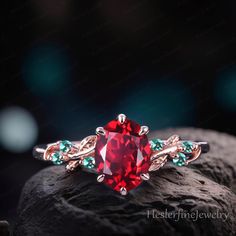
[33,140,210,161]
[33,144,47,161]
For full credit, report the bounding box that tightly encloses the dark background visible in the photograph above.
[0,0,235,225]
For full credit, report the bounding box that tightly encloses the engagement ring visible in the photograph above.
[33,114,209,195]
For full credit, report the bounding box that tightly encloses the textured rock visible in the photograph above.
[14,128,236,236]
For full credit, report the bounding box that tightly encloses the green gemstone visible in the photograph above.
[182,141,194,153]
[60,140,72,153]
[172,153,187,167]
[52,152,63,165]
[150,139,164,151]
[83,156,95,169]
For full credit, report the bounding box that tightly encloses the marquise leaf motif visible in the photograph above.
[149,155,168,171]
[79,135,97,153]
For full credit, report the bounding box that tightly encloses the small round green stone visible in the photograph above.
[150,139,164,151]
[52,152,63,165]
[182,141,194,153]
[83,156,95,169]
[60,140,72,153]
[172,152,187,167]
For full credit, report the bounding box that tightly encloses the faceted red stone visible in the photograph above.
[95,118,151,192]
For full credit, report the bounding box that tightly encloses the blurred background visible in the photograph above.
[0,0,235,224]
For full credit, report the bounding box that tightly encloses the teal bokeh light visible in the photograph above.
[215,68,236,112]
[0,106,38,153]
[23,44,70,95]
[118,78,195,130]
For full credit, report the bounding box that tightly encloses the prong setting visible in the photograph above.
[120,187,127,195]
[140,173,150,181]
[139,126,149,136]
[96,127,106,136]
[97,174,105,182]
[117,114,126,124]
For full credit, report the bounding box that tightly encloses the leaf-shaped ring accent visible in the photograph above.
[68,135,97,160]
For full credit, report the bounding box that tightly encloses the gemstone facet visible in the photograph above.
[95,118,151,192]
[59,140,72,153]
[172,152,187,166]
[182,141,194,153]
[83,156,95,169]
[150,138,164,151]
[51,152,63,165]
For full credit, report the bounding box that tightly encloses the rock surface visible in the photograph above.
[14,128,236,236]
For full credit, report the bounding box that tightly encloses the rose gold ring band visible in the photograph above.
[33,136,209,170]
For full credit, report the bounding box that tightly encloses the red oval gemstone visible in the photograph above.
[95,118,151,192]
